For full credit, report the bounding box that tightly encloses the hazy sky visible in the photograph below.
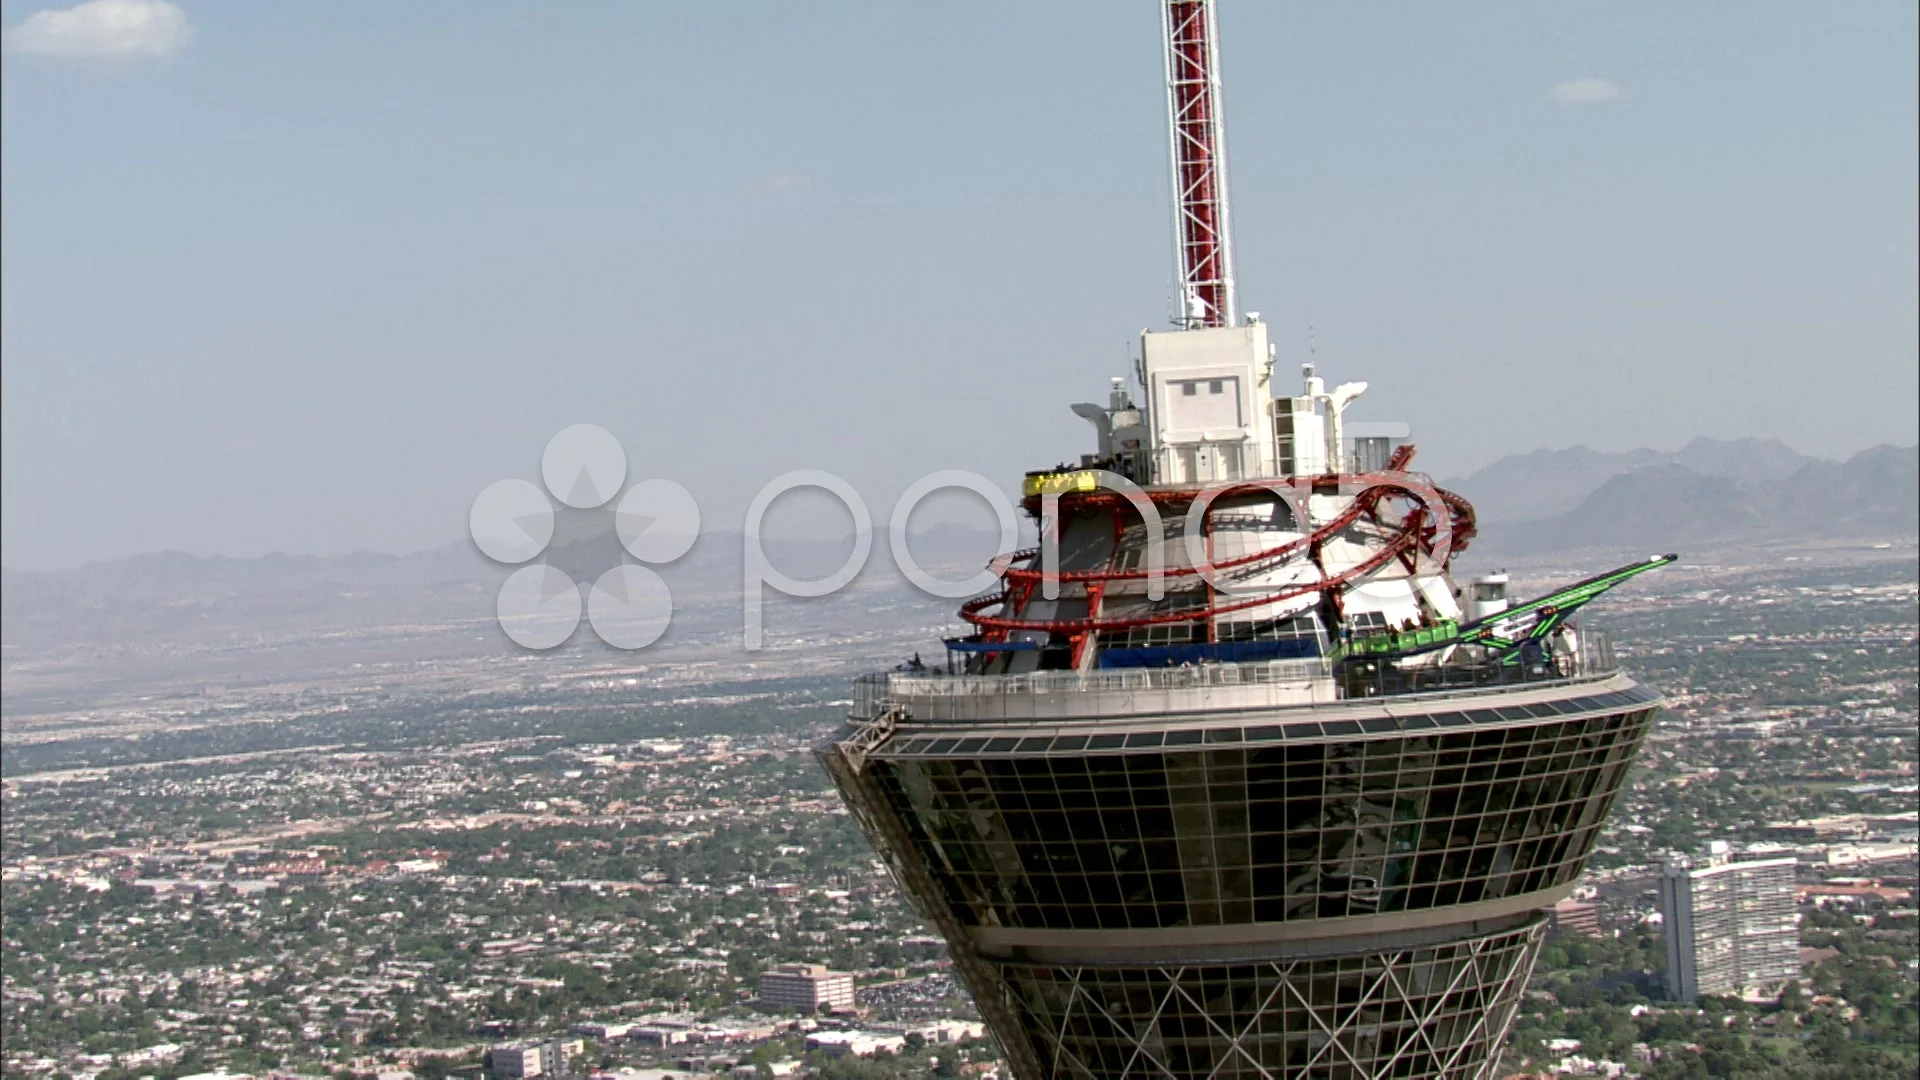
[4,0,1915,570]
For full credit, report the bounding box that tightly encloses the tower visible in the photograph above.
[1163,0,1236,330]
[816,4,1667,1077]
[1658,844,1800,1002]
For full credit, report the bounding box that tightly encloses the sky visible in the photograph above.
[3,0,1915,570]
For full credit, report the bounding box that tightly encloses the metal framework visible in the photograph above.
[835,704,902,775]
[1003,923,1547,1080]
[1163,0,1237,329]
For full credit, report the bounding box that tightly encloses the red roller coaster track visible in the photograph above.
[959,448,1477,637]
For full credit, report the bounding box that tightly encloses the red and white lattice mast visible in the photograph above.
[1162,0,1237,329]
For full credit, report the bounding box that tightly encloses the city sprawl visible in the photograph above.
[3,543,1916,1080]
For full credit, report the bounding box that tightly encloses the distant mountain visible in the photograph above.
[3,439,1911,659]
[1669,437,1812,486]
[1445,437,1812,523]
[2,444,1910,717]
[0,524,1012,656]
[1772,443,1920,536]
[1478,444,1918,555]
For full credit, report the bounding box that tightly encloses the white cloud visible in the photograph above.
[1551,78,1623,105]
[4,0,192,59]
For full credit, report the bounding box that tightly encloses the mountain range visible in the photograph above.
[2,439,1912,670]
[1444,438,1917,554]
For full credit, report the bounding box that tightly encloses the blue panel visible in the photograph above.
[1096,638,1321,668]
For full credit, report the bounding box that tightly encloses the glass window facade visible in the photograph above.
[871,709,1653,931]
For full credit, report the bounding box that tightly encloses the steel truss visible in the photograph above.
[1000,922,1546,1080]
[1163,0,1236,329]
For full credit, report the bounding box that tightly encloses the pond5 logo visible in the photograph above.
[469,425,699,649]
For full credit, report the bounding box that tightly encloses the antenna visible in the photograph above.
[1162,0,1237,330]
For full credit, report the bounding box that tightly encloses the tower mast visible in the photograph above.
[1162,0,1237,329]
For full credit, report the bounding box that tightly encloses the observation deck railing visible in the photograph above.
[851,630,1619,724]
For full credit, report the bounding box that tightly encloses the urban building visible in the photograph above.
[1547,897,1604,938]
[569,1021,633,1040]
[757,964,856,1013]
[897,1019,989,1044]
[488,1039,582,1079]
[488,1043,545,1079]
[1659,843,1800,1001]
[731,1062,802,1078]
[806,1031,909,1058]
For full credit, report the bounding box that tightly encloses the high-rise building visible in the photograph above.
[1658,844,1800,1001]
[817,3,1671,1077]
[758,963,857,1013]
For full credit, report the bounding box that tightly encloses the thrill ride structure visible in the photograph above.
[817,4,1673,1079]
[1165,0,1236,330]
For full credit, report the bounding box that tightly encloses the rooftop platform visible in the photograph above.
[852,630,1620,726]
